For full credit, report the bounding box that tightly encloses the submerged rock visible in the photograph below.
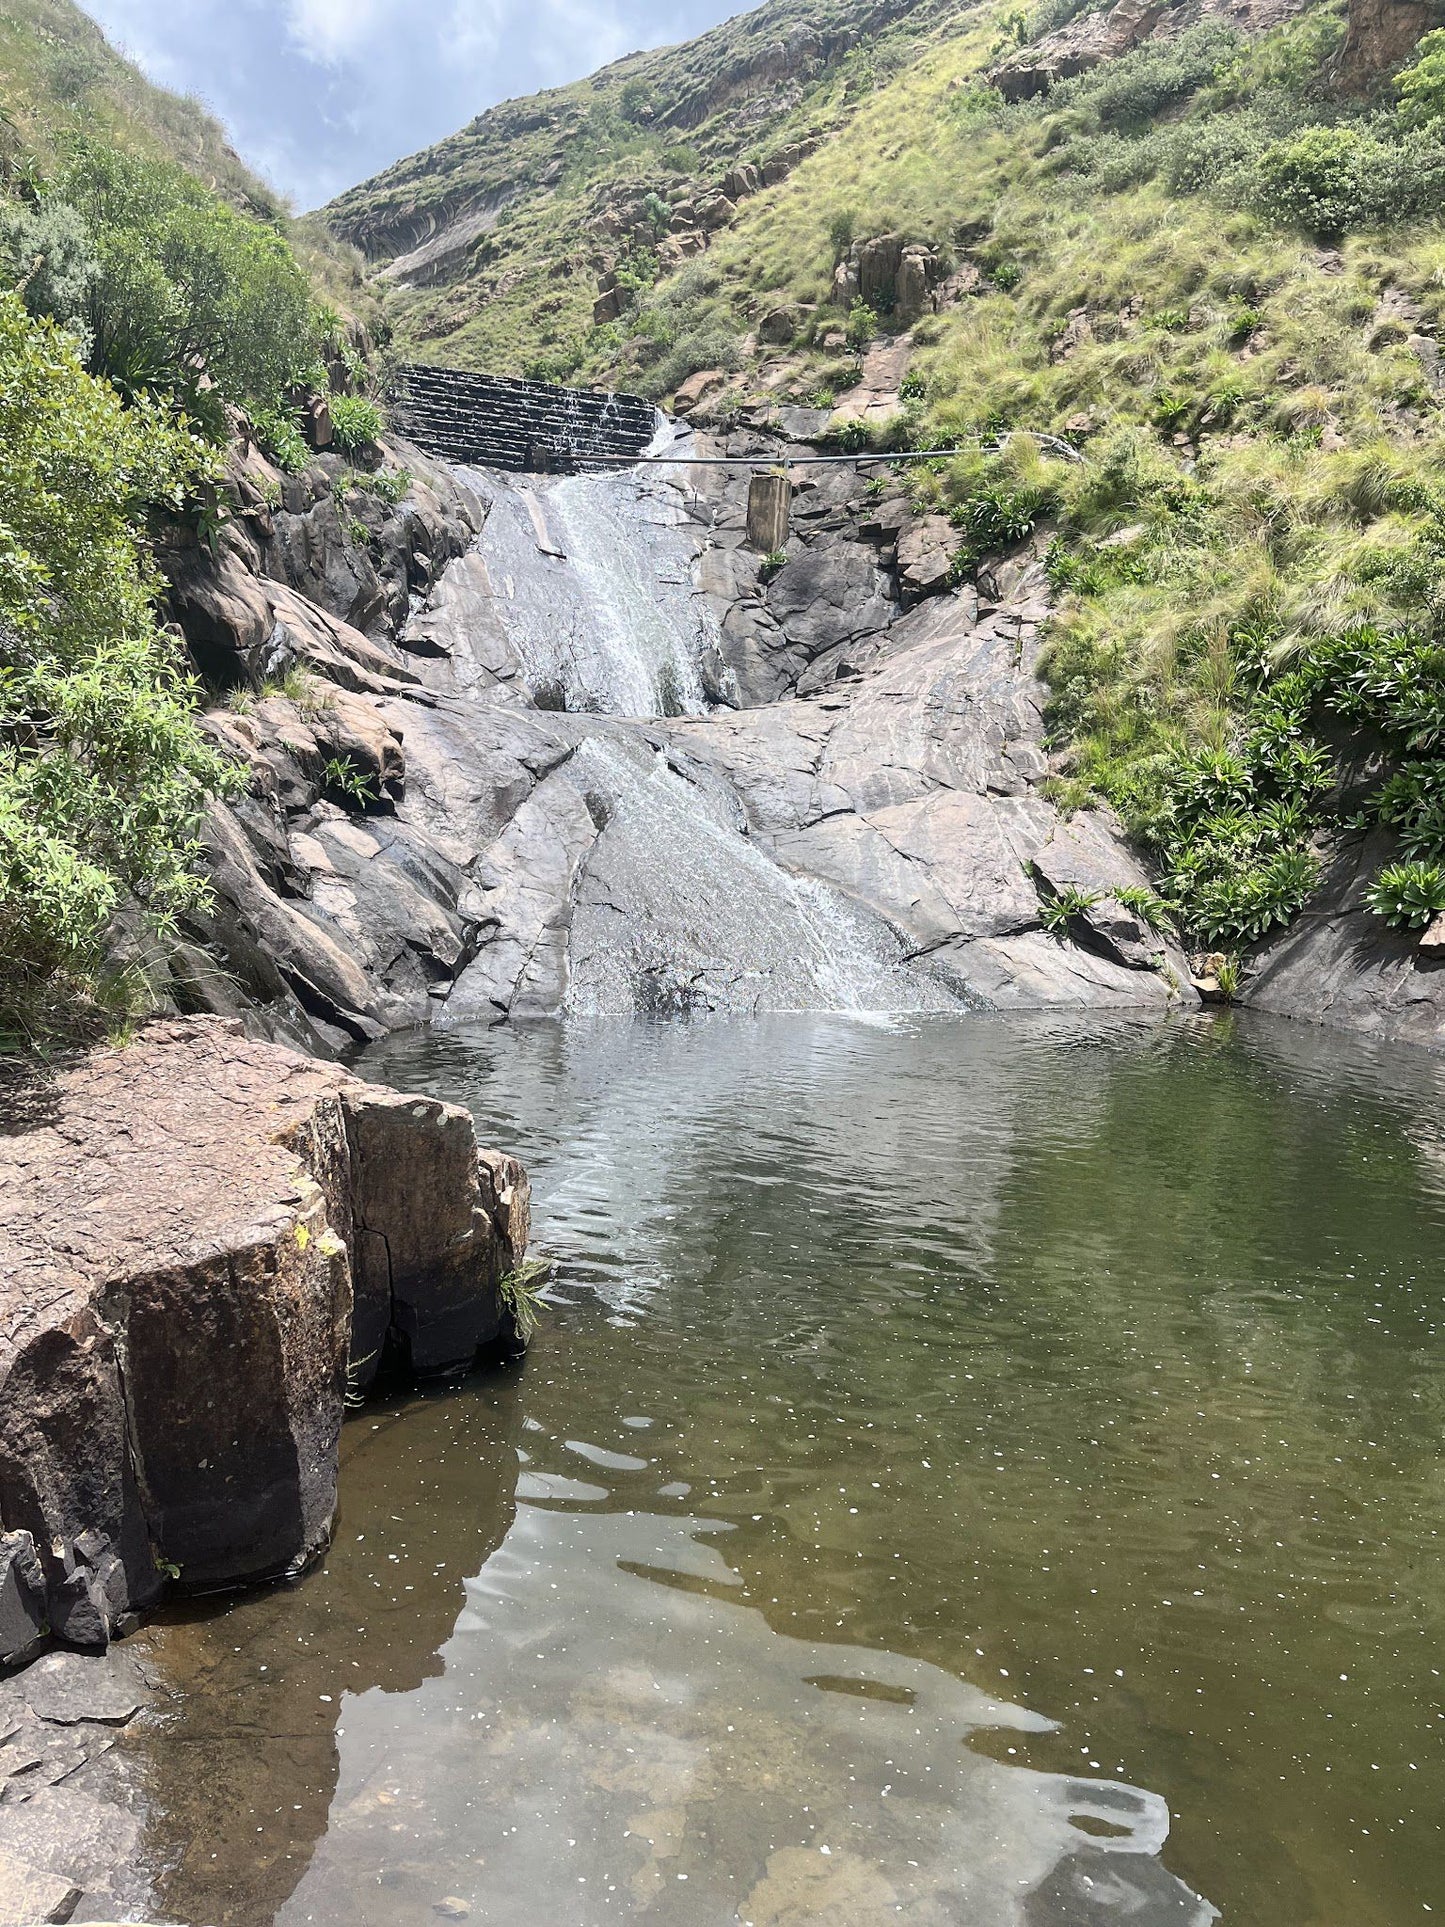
[0,1018,529,1652]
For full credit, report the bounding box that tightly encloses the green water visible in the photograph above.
[123,1011,1445,1924]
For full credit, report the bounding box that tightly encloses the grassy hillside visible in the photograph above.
[332,0,1445,960]
[0,0,382,1041]
[324,0,963,376]
[0,0,371,309]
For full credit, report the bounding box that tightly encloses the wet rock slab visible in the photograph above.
[0,1017,529,1656]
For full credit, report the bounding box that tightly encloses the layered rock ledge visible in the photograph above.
[0,1018,529,1665]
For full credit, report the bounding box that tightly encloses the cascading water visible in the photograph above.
[466,422,716,717]
[449,427,966,1020]
[563,736,958,1017]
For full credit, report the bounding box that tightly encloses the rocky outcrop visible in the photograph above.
[990,0,1311,101]
[1335,0,1445,90]
[135,396,1445,1054]
[831,234,950,320]
[0,1018,529,1657]
[1243,829,1445,1049]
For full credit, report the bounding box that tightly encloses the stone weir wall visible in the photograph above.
[0,1018,530,1669]
[387,362,658,471]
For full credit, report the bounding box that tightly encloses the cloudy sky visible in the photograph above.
[84,0,743,210]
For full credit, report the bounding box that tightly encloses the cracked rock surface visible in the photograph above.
[152,425,1203,1041]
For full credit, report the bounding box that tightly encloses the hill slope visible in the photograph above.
[0,0,369,307]
[323,0,1445,997]
[323,0,963,375]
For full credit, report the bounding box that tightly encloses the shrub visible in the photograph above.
[1365,859,1445,928]
[251,403,308,474]
[1372,763,1445,858]
[329,393,383,457]
[0,294,230,1040]
[0,200,96,344]
[828,208,857,262]
[845,298,878,350]
[636,325,739,401]
[1245,124,1384,236]
[1396,29,1445,126]
[52,139,319,424]
[1052,21,1240,132]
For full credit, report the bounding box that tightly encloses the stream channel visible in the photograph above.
[117,1007,1444,1926]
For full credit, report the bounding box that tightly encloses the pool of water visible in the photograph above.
[121,1010,1445,1925]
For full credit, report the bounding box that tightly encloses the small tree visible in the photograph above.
[1397,29,1445,124]
[53,139,319,427]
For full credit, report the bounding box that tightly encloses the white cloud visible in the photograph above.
[82,0,745,210]
[284,0,405,63]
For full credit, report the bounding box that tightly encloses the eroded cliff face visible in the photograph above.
[0,1017,528,1663]
[140,385,1445,1055]
[138,407,1214,1046]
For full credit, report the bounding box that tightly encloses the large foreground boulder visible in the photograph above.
[0,1018,529,1658]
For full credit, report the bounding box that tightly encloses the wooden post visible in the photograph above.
[746,469,791,552]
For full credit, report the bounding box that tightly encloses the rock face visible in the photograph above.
[990,0,1312,100]
[1335,0,1445,90]
[831,234,950,319]
[137,408,1445,1055]
[1243,830,1445,1050]
[0,1018,529,1655]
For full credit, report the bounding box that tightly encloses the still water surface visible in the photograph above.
[123,1012,1445,1924]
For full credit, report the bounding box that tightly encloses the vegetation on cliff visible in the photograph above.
[0,0,375,1041]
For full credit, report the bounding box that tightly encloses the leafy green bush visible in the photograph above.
[0,199,96,343]
[1396,28,1445,126]
[1246,125,1382,236]
[51,138,318,426]
[845,298,878,349]
[329,393,383,457]
[1365,860,1445,928]
[0,294,230,1041]
[1372,763,1445,858]
[251,403,308,474]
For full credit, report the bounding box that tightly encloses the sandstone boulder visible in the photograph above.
[0,1019,530,1651]
[694,191,736,232]
[673,367,729,414]
[758,304,801,344]
[895,515,958,602]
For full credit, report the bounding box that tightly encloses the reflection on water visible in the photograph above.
[122,1011,1445,1925]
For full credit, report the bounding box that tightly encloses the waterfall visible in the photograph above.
[467,425,713,718]
[564,737,959,1018]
